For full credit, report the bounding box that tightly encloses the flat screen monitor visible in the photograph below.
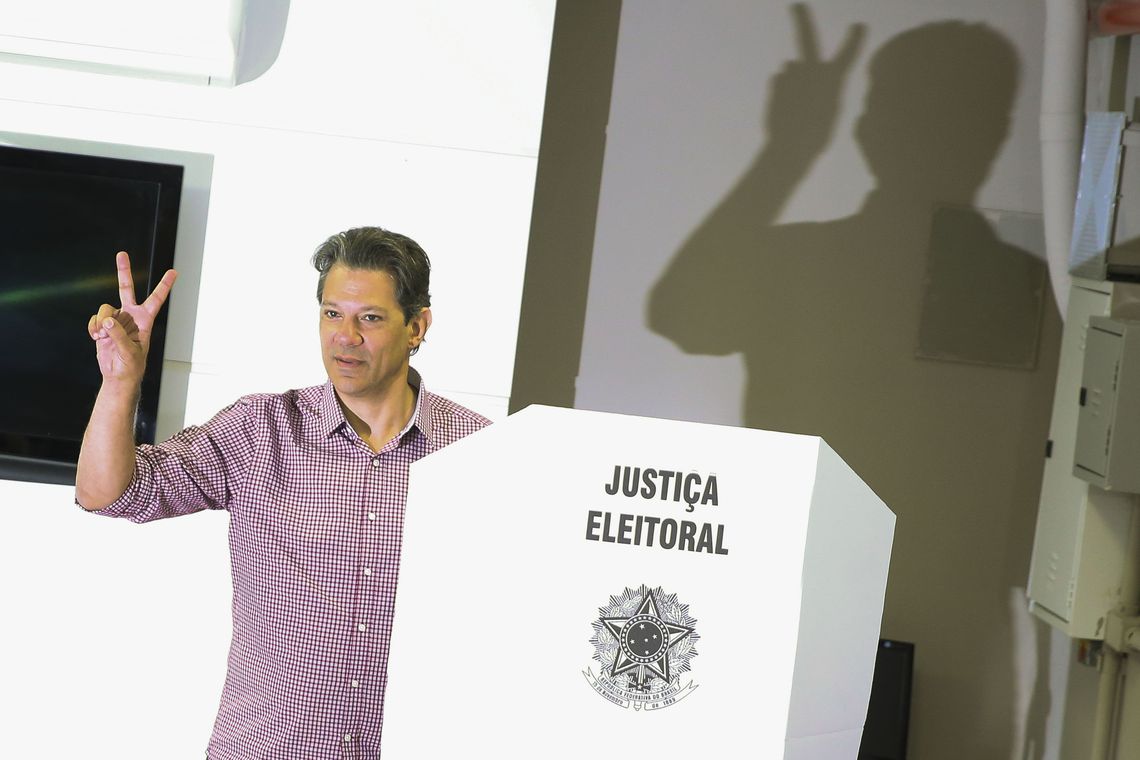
[0,145,182,486]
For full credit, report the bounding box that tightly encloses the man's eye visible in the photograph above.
[362,314,382,322]
[323,310,340,319]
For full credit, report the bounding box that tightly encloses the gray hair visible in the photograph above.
[311,227,432,325]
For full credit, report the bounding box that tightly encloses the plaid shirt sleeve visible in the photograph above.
[89,396,261,523]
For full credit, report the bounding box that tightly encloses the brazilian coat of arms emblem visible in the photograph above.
[584,584,699,710]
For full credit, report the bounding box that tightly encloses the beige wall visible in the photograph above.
[514,1,1103,757]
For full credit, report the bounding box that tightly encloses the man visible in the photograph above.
[76,227,490,759]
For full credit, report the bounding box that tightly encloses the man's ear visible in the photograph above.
[409,307,432,350]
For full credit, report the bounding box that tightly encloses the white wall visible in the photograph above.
[0,3,554,757]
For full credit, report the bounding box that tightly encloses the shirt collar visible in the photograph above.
[316,382,348,439]
[406,367,437,448]
[315,367,436,447]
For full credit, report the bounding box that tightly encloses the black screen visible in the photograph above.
[0,146,182,484]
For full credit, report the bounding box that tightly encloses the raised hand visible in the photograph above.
[765,3,865,150]
[87,251,178,385]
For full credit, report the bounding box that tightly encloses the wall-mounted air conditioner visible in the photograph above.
[0,0,288,86]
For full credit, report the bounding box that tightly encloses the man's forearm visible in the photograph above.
[75,380,141,510]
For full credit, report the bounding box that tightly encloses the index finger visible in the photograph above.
[791,3,820,62]
[116,251,137,307]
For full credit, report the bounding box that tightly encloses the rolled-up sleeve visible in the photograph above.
[85,397,260,523]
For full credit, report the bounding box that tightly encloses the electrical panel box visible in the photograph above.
[1107,126,1140,279]
[1028,280,1135,638]
[1074,317,1140,492]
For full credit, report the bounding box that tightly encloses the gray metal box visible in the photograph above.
[1075,317,1140,491]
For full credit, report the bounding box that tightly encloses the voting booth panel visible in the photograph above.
[382,406,895,759]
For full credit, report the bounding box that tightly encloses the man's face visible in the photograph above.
[319,263,430,402]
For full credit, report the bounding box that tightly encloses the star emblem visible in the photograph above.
[602,588,693,689]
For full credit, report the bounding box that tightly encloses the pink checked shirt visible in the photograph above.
[92,371,490,759]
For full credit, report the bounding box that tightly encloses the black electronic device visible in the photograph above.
[859,638,915,760]
[0,144,182,485]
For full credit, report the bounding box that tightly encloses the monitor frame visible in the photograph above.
[0,144,183,487]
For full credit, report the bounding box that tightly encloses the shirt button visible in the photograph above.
[344,734,352,742]
[371,459,381,468]
[351,679,360,688]
[358,623,367,632]
[363,567,372,576]
[367,512,376,521]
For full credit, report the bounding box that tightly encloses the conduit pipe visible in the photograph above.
[1090,646,1122,760]
[1119,499,1140,616]
[1040,0,1087,319]
[1093,503,1140,759]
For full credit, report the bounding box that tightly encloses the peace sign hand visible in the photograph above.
[765,3,865,150]
[87,251,178,386]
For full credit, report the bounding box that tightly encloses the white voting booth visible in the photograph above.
[382,406,895,759]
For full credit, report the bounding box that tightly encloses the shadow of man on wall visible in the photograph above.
[649,8,1058,759]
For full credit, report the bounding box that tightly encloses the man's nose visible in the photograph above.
[334,321,363,346]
